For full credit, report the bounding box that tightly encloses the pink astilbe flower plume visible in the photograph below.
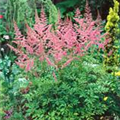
[84,0,92,23]
[75,8,81,18]
[52,72,57,82]
[8,2,109,72]
[95,10,103,27]
[96,10,102,22]
[25,59,34,71]
[40,6,47,24]
[13,20,23,39]
[56,9,62,26]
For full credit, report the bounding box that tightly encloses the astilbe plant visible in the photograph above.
[8,2,109,72]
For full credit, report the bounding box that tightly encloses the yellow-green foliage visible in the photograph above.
[105,0,119,33]
[104,0,120,68]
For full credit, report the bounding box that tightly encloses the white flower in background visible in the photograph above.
[1,48,4,51]
[3,35,10,40]
[18,78,27,83]
[18,78,29,88]
[83,61,98,67]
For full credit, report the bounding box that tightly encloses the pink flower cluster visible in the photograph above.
[4,110,12,119]
[0,15,3,19]
[8,2,109,71]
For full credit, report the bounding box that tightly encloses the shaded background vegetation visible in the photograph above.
[0,0,117,19]
[52,0,114,19]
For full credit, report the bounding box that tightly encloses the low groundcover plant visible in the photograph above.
[2,58,120,120]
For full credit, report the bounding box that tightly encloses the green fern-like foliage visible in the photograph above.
[39,0,58,24]
[6,0,35,31]
[3,0,58,33]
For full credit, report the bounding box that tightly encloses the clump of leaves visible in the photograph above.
[0,56,19,83]
[4,56,120,120]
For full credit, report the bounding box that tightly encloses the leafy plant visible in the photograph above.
[0,56,20,83]
[3,56,120,120]
[0,55,30,120]
[104,0,120,69]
